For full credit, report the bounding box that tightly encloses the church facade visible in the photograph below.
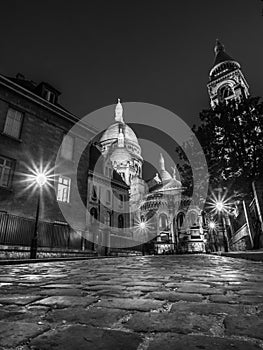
[90,99,207,254]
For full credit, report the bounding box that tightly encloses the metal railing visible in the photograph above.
[0,211,89,250]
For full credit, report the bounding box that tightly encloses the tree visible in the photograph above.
[192,96,263,194]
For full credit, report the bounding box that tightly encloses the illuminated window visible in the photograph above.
[57,176,71,203]
[3,108,23,139]
[0,156,15,188]
[61,134,74,160]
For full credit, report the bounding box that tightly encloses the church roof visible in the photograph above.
[212,39,235,68]
[100,99,140,147]
[100,122,139,145]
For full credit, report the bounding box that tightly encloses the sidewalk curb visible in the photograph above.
[0,255,120,265]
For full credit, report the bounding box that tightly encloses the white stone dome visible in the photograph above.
[100,122,139,146]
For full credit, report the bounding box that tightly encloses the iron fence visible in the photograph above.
[0,211,84,250]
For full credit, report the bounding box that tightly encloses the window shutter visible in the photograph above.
[4,108,22,138]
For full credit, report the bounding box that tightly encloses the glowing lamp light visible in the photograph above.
[207,191,234,216]
[19,160,54,195]
[215,201,224,212]
[35,173,47,187]
[134,216,151,234]
[208,221,216,230]
[139,221,146,230]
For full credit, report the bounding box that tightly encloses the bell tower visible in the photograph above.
[207,40,249,108]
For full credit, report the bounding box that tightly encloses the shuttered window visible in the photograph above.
[0,156,15,188]
[3,108,23,139]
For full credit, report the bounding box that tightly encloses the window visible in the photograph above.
[0,156,14,188]
[189,211,198,227]
[61,134,74,160]
[43,89,56,103]
[104,211,111,226]
[119,194,124,207]
[177,213,185,228]
[57,176,71,203]
[90,207,98,223]
[218,84,234,102]
[159,214,168,230]
[3,108,23,139]
[106,190,111,204]
[118,214,124,228]
[91,185,98,201]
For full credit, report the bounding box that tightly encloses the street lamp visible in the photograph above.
[208,221,216,230]
[30,171,47,259]
[208,219,219,252]
[207,192,231,252]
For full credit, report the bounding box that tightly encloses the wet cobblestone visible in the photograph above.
[0,254,262,349]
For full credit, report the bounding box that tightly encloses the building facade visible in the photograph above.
[0,73,97,258]
[207,39,249,108]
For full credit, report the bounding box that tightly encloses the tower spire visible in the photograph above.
[159,153,172,182]
[159,153,165,171]
[115,98,124,123]
[214,39,225,55]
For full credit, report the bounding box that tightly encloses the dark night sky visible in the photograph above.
[0,1,263,127]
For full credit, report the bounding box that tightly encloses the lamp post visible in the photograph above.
[30,173,47,259]
[215,200,229,252]
[208,220,218,252]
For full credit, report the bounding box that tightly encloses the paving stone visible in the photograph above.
[97,297,165,311]
[147,291,204,302]
[29,324,143,350]
[238,296,263,304]
[209,295,239,303]
[148,333,262,350]
[170,302,244,315]
[0,295,41,305]
[85,285,125,291]
[126,286,161,292]
[236,289,263,296]
[33,296,98,308]
[125,311,215,333]
[83,280,120,286]
[41,284,81,289]
[165,282,211,288]
[177,286,223,294]
[39,288,85,296]
[0,305,49,322]
[45,307,127,326]
[224,314,263,340]
[0,321,49,347]
[123,281,162,287]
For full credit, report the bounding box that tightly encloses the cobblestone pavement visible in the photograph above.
[0,255,263,350]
